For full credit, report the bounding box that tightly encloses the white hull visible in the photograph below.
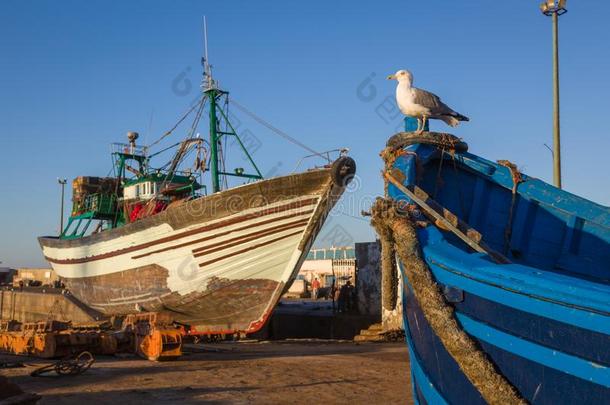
[39,169,344,333]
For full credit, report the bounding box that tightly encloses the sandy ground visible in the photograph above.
[1,340,412,404]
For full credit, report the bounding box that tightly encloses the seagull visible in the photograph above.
[387,69,469,134]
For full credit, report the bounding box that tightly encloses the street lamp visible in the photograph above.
[58,178,67,235]
[540,0,567,189]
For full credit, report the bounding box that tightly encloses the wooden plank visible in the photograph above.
[385,173,510,264]
[412,186,482,243]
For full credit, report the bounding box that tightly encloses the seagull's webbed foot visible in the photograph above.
[420,116,428,134]
[415,118,424,135]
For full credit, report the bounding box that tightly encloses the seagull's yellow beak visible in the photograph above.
[387,74,396,80]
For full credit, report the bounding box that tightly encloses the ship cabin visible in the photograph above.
[59,136,202,240]
[121,173,201,224]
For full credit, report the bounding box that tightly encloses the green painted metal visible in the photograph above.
[207,88,221,193]
[205,87,263,193]
[215,102,263,180]
[59,56,265,239]
[123,173,194,187]
[61,212,95,239]
[217,171,262,180]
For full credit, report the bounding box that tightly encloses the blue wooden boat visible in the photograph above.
[381,131,610,404]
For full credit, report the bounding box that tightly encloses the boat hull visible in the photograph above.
[39,169,343,333]
[384,133,610,404]
[400,230,610,404]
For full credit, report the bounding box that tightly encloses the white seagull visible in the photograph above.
[387,69,469,134]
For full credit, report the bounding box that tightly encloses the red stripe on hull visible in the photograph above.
[45,198,318,265]
[132,210,313,260]
[198,230,303,268]
[192,219,309,258]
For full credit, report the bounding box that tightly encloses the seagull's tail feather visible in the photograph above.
[439,111,469,127]
[451,111,469,122]
[440,116,460,127]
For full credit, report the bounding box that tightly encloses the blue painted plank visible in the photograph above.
[456,313,610,387]
[406,334,449,404]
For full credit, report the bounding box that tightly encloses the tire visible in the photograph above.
[331,156,356,188]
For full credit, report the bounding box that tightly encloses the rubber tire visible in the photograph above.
[331,156,356,188]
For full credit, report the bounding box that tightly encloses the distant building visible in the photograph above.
[12,268,58,287]
[282,246,357,300]
[301,246,356,289]
[0,267,15,285]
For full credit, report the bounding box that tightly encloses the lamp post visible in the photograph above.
[540,0,567,188]
[58,178,67,235]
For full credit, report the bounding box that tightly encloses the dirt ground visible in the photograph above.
[1,340,412,404]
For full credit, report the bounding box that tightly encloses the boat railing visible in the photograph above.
[292,148,349,173]
[111,142,148,157]
[72,193,117,218]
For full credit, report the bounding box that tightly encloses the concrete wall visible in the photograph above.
[354,241,404,331]
[0,290,102,323]
[13,268,58,286]
[299,259,333,273]
[355,241,381,320]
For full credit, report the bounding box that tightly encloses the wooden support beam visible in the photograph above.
[385,172,510,264]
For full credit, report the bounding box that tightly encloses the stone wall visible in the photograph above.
[355,241,404,331]
[0,290,102,323]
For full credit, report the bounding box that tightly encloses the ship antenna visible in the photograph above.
[202,16,214,90]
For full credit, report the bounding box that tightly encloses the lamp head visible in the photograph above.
[540,0,567,15]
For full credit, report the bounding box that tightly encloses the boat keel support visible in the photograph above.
[122,312,183,361]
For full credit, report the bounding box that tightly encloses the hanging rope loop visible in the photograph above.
[371,197,525,405]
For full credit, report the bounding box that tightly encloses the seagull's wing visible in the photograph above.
[412,88,456,117]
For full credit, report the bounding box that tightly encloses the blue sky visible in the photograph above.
[1,1,608,267]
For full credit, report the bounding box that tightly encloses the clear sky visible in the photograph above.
[1,1,608,268]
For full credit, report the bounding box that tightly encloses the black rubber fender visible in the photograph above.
[331,156,356,188]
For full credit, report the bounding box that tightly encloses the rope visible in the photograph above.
[371,206,398,311]
[433,149,445,199]
[148,95,205,150]
[228,97,328,161]
[497,160,523,255]
[450,153,468,218]
[31,351,95,377]
[370,198,525,405]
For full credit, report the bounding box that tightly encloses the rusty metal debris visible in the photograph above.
[0,312,184,361]
[30,351,94,377]
[0,320,124,358]
[122,313,182,361]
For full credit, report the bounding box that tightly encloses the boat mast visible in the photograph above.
[201,17,263,193]
[202,16,221,193]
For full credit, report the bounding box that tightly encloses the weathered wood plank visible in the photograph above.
[385,172,510,264]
